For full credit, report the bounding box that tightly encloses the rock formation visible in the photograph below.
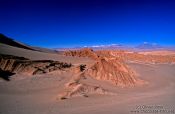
[64,49,144,87]
[57,67,115,100]
[0,54,72,76]
[57,81,112,100]
[84,57,140,87]
[64,48,99,60]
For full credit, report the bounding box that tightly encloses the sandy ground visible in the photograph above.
[0,63,175,114]
[0,44,175,114]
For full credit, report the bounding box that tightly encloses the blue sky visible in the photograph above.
[0,0,175,48]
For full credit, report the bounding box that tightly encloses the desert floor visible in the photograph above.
[0,62,175,114]
[0,43,175,114]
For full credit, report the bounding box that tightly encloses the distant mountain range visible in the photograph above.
[0,33,174,51]
[55,44,133,51]
[135,42,163,50]
[83,44,132,50]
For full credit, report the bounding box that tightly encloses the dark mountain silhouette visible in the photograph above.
[0,33,35,50]
[0,33,59,53]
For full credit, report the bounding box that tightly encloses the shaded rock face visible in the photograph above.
[0,69,15,81]
[64,49,144,87]
[0,54,72,76]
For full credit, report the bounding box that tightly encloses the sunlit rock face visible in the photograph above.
[64,48,99,60]
[85,57,140,87]
[64,49,144,87]
[0,54,72,75]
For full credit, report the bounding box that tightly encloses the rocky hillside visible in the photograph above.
[64,49,144,87]
[85,57,141,87]
[0,54,72,76]
[64,48,99,60]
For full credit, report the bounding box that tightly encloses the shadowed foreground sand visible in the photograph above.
[0,63,175,114]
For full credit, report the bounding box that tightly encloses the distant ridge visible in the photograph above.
[135,42,163,50]
[0,33,59,53]
[55,44,132,51]
[0,33,35,50]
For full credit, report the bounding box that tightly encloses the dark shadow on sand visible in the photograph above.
[0,69,15,81]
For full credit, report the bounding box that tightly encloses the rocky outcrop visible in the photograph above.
[0,54,72,75]
[57,82,112,100]
[57,71,115,100]
[85,57,142,87]
[58,49,148,100]
[64,48,99,60]
[64,49,144,87]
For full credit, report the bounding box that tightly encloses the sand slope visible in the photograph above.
[0,63,175,114]
[0,43,93,65]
